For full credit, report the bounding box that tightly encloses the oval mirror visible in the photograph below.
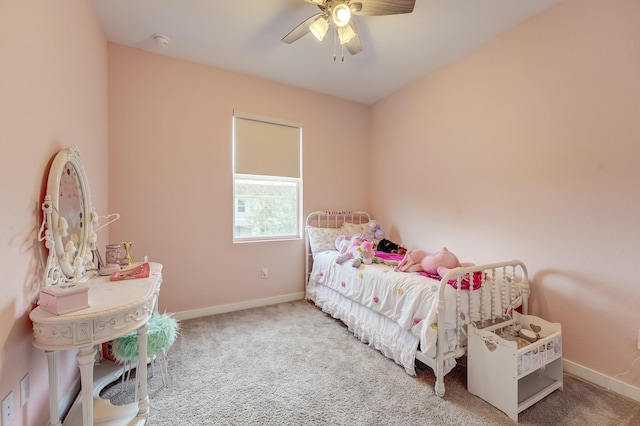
[45,146,94,280]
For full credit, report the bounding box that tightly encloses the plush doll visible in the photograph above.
[395,247,472,276]
[366,220,386,242]
[353,239,375,267]
[394,249,428,272]
[335,233,367,252]
[336,237,376,268]
[376,238,407,255]
[335,235,349,252]
[421,247,464,277]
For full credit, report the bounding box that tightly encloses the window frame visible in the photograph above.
[232,112,303,243]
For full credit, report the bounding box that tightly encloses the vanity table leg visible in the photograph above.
[45,350,62,426]
[136,321,150,420]
[77,346,97,426]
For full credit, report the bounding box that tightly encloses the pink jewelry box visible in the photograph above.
[39,283,90,315]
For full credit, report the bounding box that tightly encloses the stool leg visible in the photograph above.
[158,350,169,387]
[117,361,131,396]
[149,354,155,379]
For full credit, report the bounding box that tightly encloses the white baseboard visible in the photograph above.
[60,376,81,422]
[173,292,305,321]
[563,359,640,402]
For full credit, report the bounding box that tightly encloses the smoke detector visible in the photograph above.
[153,34,170,48]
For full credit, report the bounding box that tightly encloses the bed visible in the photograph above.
[305,210,530,397]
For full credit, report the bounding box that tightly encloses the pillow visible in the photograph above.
[341,222,368,237]
[306,226,344,256]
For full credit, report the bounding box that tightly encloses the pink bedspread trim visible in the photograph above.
[418,271,483,290]
[374,251,404,261]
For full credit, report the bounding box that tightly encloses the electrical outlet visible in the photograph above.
[261,268,269,279]
[20,374,29,407]
[2,391,14,426]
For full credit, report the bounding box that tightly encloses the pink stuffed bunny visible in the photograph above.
[396,247,472,276]
[394,249,429,272]
[421,247,463,276]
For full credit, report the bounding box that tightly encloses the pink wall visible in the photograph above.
[371,0,640,389]
[0,0,108,424]
[107,44,370,314]
[2,0,637,420]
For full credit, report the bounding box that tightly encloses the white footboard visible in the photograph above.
[432,260,530,396]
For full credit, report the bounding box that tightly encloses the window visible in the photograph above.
[233,112,302,242]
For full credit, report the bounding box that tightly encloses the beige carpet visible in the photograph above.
[100,300,640,425]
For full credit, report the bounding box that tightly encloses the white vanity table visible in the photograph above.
[30,146,162,425]
[29,263,163,426]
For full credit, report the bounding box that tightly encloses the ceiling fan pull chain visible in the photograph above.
[333,27,337,61]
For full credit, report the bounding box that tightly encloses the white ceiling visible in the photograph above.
[89,0,561,105]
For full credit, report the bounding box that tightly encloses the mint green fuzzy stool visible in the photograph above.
[111,313,179,398]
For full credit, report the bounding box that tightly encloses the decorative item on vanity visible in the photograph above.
[110,262,150,281]
[38,283,90,315]
[101,243,122,275]
[105,243,122,266]
[36,146,123,314]
[121,241,134,266]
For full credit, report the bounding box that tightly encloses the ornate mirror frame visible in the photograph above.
[41,146,96,285]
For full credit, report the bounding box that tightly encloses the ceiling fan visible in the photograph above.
[282,0,415,58]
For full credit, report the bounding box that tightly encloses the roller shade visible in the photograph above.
[234,116,301,178]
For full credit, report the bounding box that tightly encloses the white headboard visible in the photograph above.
[304,211,371,286]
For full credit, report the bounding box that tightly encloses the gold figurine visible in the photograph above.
[121,241,134,266]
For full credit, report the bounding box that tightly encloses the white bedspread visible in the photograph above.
[307,250,522,375]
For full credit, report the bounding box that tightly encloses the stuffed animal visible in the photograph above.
[376,238,407,255]
[365,220,385,242]
[395,247,472,276]
[335,233,366,253]
[421,247,463,276]
[394,249,428,272]
[336,237,376,268]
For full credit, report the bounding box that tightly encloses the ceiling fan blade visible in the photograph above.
[304,0,326,5]
[344,21,362,55]
[351,0,415,16]
[282,13,323,44]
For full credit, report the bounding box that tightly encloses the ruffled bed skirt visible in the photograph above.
[307,278,422,375]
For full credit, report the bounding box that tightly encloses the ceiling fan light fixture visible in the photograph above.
[337,24,356,45]
[310,16,329,41]
[331,2,351,27]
